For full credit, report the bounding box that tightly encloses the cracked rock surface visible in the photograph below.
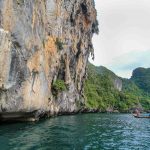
[0,0,98,115]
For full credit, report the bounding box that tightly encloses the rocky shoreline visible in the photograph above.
[1,105,145,123]
[0,108,128,123]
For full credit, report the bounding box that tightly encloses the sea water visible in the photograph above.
[0,114,150,150]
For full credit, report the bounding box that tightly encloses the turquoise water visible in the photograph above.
[0,114,150,150]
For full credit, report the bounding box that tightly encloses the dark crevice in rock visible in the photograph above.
[81,3,88,15]
[70,13,75,26]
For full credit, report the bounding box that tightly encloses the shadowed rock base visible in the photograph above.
[0,110,39,122]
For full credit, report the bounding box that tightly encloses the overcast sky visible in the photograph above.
[90,0,150,78]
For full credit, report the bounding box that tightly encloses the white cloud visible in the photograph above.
[106,50,150,78]
[91,0,150,78]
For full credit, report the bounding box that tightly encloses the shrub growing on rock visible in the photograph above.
[52,79,66,96]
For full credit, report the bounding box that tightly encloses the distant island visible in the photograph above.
[84,63,150,112]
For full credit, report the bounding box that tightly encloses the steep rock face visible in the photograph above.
[96,66,122,91]
[113,78,122,91]
[0,0,98,114]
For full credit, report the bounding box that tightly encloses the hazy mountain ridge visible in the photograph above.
[131,67,150,93]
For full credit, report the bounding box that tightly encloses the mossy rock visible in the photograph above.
[52,79,67,96]
[55,38,64,51]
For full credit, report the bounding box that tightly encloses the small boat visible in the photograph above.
[133,114,150,118]
[0,110,39,122]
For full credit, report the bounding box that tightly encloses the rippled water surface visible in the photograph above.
[0,114,150,150]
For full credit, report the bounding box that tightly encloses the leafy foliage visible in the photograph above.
[131,67,150,93]
[55,38,64,51]
[84,63,150,112]
[16,0,24,5]
[52,79,66,96]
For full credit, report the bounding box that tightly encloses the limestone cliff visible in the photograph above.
[95,66,122,91]
[0,0,98,115]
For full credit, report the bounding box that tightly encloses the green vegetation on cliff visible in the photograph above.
[52,79,67,96]
[84,63,150,112]
[131,67,150,93]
